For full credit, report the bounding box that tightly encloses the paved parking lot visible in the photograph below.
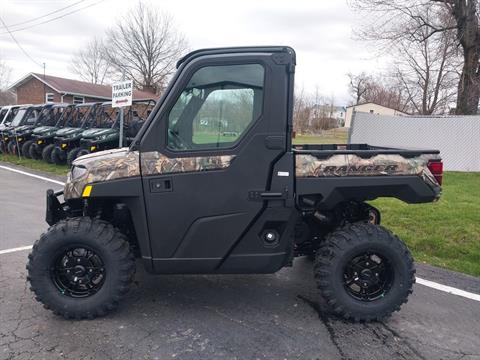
[1,164,480,360]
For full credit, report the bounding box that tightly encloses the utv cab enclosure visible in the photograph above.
[28,47,443,322]
[73,99,156,160]
[1,104,43,155]
[30,104,75,161]
[50,103,100,165]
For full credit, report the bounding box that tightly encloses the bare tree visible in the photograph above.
[0,58,14,105]
[348,72,371,105]
[104,2,188,94]
[70,37,113,85]
[348,72,412,112]
[349,0,478,114]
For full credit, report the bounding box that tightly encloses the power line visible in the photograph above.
[0,0,105,35]
[7,0,87,29]
[0,15,43,67]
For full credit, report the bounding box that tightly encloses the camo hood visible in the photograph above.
[64,148,139,199]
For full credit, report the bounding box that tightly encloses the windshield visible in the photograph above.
[10,109,28,127]
[56,106,74,127]
[65,106,89,128]
[0,109,7,124]
[91,105,117,129]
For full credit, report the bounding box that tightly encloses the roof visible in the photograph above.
[346,102,407,114]
[9,73,157,101]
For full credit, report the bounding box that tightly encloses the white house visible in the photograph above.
[345,102,407,127]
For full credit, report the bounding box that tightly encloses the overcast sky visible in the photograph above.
[0,0,389,105]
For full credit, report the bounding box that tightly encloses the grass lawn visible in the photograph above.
[371,172,480,277]
[293,129,348,145]
[0,153,69,176]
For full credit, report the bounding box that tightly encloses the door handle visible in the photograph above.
[149,178,172,193]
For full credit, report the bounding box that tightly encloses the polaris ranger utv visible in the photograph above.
[29,104,75,161]
[27,47,443,322]
[73,100,156,160]
[14,104,68,158]
[50,103,100,165]
[0,105,21,153]
[1,104,43,155]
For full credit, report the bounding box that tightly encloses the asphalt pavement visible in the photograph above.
[0,164,479,360]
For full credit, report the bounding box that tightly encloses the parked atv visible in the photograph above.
[50,103,100,165]
[0,105,21,153]
[73,100,156,161]
[29,104,75,161]
[1,104,43,155]
[10,104,69,158]
[29,47,443,322]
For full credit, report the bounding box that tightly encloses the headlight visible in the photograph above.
[37,139,44,144]
[61,143,68,149]
[71,165,87,180]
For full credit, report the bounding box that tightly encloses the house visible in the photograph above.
[310,104,346,127]
[8,73,156,105]
[345,102,407,127]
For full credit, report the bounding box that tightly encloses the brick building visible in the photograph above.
[9,73,156,104]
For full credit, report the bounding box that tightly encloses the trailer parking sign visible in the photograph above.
[112,80,133,108]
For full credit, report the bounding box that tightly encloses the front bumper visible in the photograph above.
[46,189,67,225]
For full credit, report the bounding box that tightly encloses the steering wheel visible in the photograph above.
[168,128,188,150]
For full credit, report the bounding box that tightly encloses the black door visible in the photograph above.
[139,49,295,273]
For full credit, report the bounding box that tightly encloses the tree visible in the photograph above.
[70,37,113,85]
[0,58,14,105]
[348,72,412,112]
[348,72,372,105]
[349,0,475,114]
[104,2,188,94]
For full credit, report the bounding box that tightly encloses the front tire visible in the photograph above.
[29,143,42,160]
[67,147,81,166]
[7,141,16,155]
[27,217,136,319]
[42,144,55,163]
[314,223,414,322]
[51,147,66,165]
[22,140,34,158]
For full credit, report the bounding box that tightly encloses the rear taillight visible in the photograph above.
[427,160,443,185]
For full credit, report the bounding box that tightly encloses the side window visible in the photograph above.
[167,63,264,151]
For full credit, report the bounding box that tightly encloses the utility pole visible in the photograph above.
[43,63,46,103]
[119,70,125,148]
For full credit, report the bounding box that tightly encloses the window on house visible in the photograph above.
[73,96,85,104]
[45,93,54,103]
[369,110,374,114]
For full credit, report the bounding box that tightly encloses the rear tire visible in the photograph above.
[27,217,136,319]
[42,144,55,163]
[51,147,66,165]
[314,223,414,322]
[21,140,34,158]
[67,147,81,166]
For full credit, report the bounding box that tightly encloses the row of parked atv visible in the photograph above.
[0,100,155,165]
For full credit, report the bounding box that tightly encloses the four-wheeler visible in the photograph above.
[0,104,43,155]
[50,103,100,165]
[0,105,21,153]
[29,104,75,160]
[10,104,68,158]
[27,47,443,322]
[72,99,156,160]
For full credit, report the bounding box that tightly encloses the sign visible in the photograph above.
[112,80,133,108]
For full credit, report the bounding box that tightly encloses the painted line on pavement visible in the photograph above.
[0,245,33,255]
[0,165,65,185]
[1,165,480,303]
[416,277,480,302]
